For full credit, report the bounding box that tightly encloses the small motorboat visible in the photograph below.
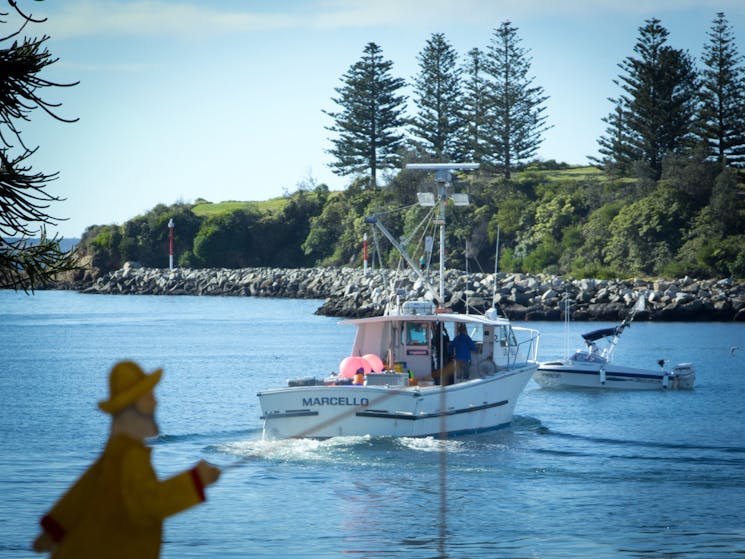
[534,296,695,390]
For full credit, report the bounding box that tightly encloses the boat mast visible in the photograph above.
[563,287,570,360]
[406,163,478,304]
[493,225,500,307]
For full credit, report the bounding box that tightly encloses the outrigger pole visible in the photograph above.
[363,214,432,291]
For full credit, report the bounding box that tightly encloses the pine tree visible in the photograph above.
[409,33,463,161]
[457,47,490,164]
[482,21,550,179]
[324,42,407,188]
[696,12,745,168]
[1,3,79,290]
[595,105,635,176]
[595,18,698,179]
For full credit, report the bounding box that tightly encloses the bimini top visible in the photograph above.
[581,327,619,342]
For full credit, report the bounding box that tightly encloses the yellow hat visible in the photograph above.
[98,360,162,414]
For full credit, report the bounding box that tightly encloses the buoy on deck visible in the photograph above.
[363,354,385,372]
[339,356,371,378]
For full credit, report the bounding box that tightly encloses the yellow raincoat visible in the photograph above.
[40,433,205,559]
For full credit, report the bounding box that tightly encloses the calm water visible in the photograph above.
[1,290,744,559]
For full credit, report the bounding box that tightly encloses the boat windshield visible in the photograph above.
[494,324,515,347]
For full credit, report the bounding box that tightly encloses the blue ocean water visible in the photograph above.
[1,290,744,558]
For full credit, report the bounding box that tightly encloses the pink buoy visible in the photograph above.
[363,354,385,372]
[339,356,371,378]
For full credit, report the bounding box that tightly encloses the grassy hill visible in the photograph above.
[191,197,288,217]
[189,166,608,217]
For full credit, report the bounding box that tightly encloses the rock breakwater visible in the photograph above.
[74,263,745,321]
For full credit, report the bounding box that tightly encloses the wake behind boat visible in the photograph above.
[534,295,695,390]
[258,164,540,439]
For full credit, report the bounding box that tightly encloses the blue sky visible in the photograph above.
[7,0,745,238]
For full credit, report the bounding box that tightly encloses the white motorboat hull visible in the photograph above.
[534,361,695,390]
[259,365,536,439]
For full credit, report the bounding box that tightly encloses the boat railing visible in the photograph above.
[509,326,540,367]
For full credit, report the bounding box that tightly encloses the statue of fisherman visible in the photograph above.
[32,360,221,558]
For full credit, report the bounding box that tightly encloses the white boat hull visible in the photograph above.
[259,365,536,439]
[534,361,695,390]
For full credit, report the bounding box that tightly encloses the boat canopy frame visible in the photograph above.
[581,327,620,343]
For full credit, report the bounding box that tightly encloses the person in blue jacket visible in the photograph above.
[450,323,476,381]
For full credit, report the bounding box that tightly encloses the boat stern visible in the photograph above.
[668,363,695,389]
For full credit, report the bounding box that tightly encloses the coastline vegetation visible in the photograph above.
[75,161,745,280]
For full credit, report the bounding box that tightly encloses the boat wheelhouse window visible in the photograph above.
[467,324,484,343]
[404,322,428,346]
[442,322,483,342]
[495,325,517,347]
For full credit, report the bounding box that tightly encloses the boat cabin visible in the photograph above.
[340,303,522,385]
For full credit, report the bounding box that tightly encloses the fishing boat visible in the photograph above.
[534,295,695,390]
[257,164,540,439]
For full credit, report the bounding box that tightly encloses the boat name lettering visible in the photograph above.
[302,396,369,407]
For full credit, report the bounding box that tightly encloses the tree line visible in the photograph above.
[75,13,745,280]
[325,21,551,185]
[325,14,745,186]
[75,154,744,280]
[3,9,745,289]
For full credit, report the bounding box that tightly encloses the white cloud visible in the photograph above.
[33,0,745,41]
[36,1,301,39]
[309,0,745,27]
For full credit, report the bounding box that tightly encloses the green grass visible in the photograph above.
[514,164,640,186]
[520,165,604,182]
[190,166,617,221]
[191,197,288,218]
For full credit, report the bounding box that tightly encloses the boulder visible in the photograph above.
[56,265,745,322]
